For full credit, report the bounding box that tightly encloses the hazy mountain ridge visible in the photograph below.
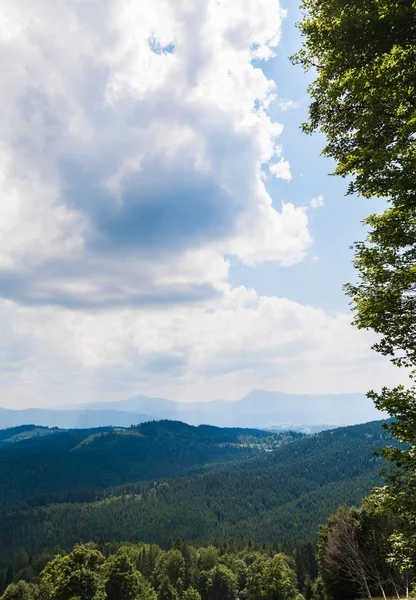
[0,389,387,430]
[0,408,155,429]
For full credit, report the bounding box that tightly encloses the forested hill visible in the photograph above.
[0,421,301,505]
[0,420,388,566]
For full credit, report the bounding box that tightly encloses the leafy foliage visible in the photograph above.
[246,554,299,600]
[0,541,307,600]
[345,205,416,369]
[292,0,416,204]
[318,495,412,600]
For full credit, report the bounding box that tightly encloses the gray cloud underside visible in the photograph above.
[60,156,237,254]
[0,266,219,309]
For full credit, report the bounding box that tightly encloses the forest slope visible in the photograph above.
[0,421,300,505]
[0,420,388,565]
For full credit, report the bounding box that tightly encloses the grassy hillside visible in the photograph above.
[0,420,388,566]
[0,421,300,505]
[0,425,61,444]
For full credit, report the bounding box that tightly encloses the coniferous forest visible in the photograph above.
[0,419,390,598]
[0,420,385,561]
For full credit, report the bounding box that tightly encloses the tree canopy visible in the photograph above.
[294,0,416,578]
[0,542,308,600]
[292,0,416,204]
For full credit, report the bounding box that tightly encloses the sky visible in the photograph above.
[0,0,406,409]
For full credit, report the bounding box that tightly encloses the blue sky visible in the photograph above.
[230,0,388,314]
[0,0,403,408]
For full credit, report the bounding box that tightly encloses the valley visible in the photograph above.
[0,419,386,568]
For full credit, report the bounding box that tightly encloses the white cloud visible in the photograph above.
[0,0,308,308]
[269,158,292,181]
[230,202,310,266]
[278,99,299,111]
[310,195,325,209]
[0,293,405,408]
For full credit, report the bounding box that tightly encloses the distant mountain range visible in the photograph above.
[0,389,387,430]
[0,408,153,429]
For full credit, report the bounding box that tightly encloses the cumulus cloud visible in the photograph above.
[0,0,310,309]
[310,195,325,209]
[269,158,292,182]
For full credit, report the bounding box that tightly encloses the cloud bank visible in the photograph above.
[0,0,397,407]
[0,291,403,407]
